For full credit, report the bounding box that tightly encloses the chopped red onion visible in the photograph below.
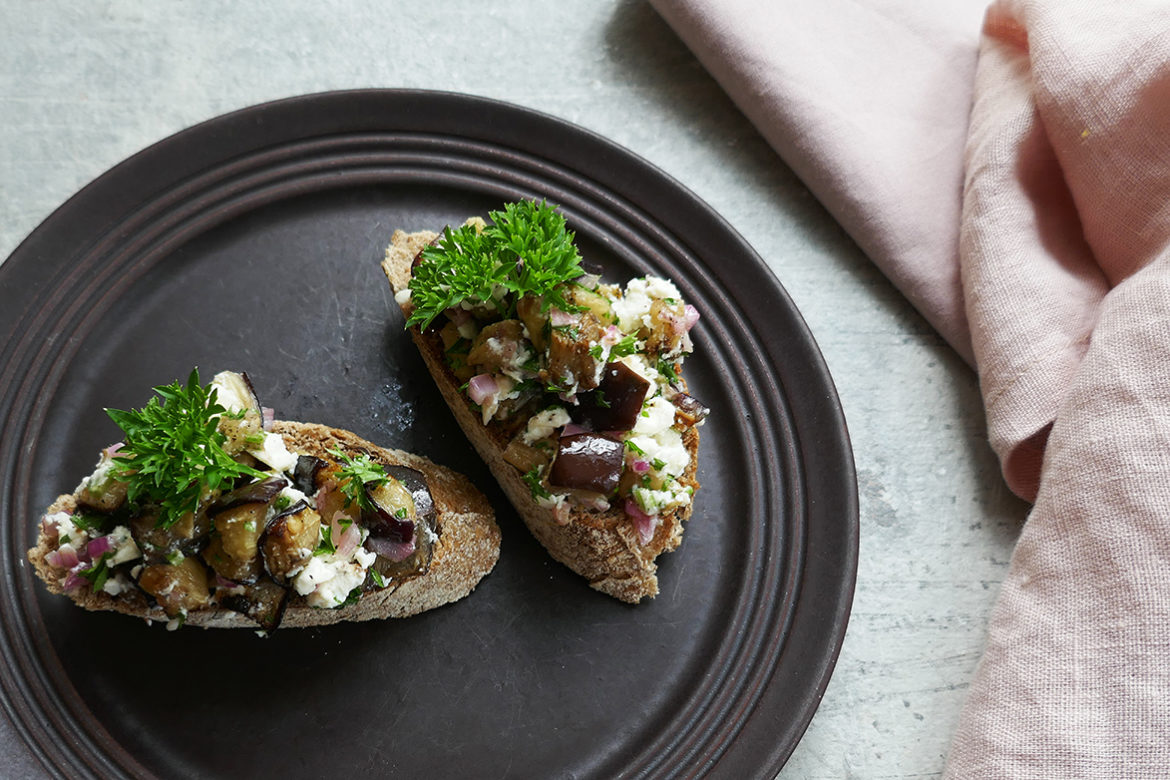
[601,325,621,346]
[46,546,80,570]
[467,373,498,405]
[335,524,361,559]
[549,308,576,327]
[366,536,415,562]
[214,574,240,589]
[261,407,275,431]
[102,442,125,458]
[39,516,59,545]
[63,565,89,593]
[624,498,659,546]
[631,459,651,474]
[683,304,700,331]
[86,535,112,560]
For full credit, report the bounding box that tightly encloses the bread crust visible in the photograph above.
[27,420,500,628]
[382,229,699,603]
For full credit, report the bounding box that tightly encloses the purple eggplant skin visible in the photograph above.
[207,476,287,517]
[292,455,327,495]
[219,579,288,632]
[573,362,651,432]
[548,432,625,495]
[670,392,710,426]
[364,466,437,584]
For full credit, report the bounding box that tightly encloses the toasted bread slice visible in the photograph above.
[383,228,699,603]
[28,420,500,628]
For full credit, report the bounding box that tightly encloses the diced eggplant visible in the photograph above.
[365,466,436,583]
[516,294,548,352]
[219,579,288,632]
[363,477,416,544]
[260,501,320,584]
[208,476,287,516]
[573,362,651,432]
[137,556,210,618]
[292,455,327,495]
[212,371,264,456]
[548,432,625,495]
[130,509,211,563]
[467,320,527,376]
[671,392,710,426]
[544,310,604,394]
[503,436,550,474]
[211,500,269,563]
[202,534,262,584]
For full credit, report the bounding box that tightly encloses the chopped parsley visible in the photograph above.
[657,358,680,383]
[80,554,112,593]
[315,525,335,556]
[329,447,390,512]
[611,335,639,358]
[523,466,551,499]
[405,200,584,330]
[105,369,266,529]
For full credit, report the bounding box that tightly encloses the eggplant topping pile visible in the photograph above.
[36,370,438,632]
[399,201,706,538]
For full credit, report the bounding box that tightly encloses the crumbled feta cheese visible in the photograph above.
[611,277,683,333]
[102,572,132,596]
[75,452,118,498]
[617,353,660,387]
[106,525,142,566]
[632,485,691,516]
[250,431,298,473]
[633,397,678,437]
[210,372,252,414]
[522,406,572,445]
[46,511,88,548]
[292,547,377,609]
[394,287,412,306]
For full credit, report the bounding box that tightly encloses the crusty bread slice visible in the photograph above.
[27,420,500,628]
[382,229,699,603]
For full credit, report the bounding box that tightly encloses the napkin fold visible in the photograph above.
[652,0,1170,775]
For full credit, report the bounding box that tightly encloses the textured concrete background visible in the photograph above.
[0,1,1027,777]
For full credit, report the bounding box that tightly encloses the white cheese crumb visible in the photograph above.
[250,432,298,473]
[522,407,572,445]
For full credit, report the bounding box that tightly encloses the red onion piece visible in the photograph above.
[335,523,361,559]
[632,459,651,474]
[366,536,416,563]
[549,308,576,327]
[46,547,80,570]
[467,373,498,405]
[39,516,59,546]
[102,442,125,458]
[624,498,659,546]
[63,565,88,593]
[261,407,275,431]
[683,304,700,331]
[214,574,241,589]
[600,325,621,346]
[86,535,112,560]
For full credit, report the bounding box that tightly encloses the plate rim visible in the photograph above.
[0,88,859,778]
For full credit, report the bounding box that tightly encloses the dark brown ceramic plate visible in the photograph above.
[0,90,857,779]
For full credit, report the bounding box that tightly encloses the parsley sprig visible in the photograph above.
[328,447,389,512]
[105,369,266,529]
[405,200,584,330]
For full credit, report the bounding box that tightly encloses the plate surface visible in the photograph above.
[0,89,857,779]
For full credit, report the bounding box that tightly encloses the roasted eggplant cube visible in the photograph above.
[202,534,262,584]
[261,501,320,584]
[219,579,288,632]
[548,432,625,495]
[573,362,651,432]
[292,455,327,495]
[138,557,210,618]
[211,501,270,563]
[671,392,710,426]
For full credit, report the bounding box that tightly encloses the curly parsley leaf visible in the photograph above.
[105,369,266,530]
[405,200,584,330]
[328,446,390,512]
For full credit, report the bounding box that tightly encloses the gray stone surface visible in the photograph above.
[0,1,1026,777]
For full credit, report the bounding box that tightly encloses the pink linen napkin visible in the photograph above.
[652,0,1170,775]
[650,0,988,365]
